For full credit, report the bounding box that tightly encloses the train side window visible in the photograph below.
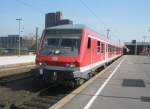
[101,43,104,53]
[97,41,100,53]
[110,45,112,52]
[109,45,111,52]
[97,41,100,46]
[112,46,114,52]
[87,37,91,49]
[106,44,108,52]
[108,44,110,52]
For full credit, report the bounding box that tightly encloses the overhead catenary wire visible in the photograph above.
[14,0,44,14]
[14,0,120,41]
[78,0,109,29]
[78,0,123,43]
[78,0,117,40]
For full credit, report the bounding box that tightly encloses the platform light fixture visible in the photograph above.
[16,18,22,56]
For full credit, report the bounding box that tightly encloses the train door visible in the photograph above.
[87,36,94,71]
[91,38,94,70]
[105,43,108,62]
[87,37,92,69]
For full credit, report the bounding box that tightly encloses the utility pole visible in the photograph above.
[35,27,38,52]
[145,37,147,55]
[132,40,137,55]
[106,29,110,39]
[147,29,150,55]
[119,39,120,45]
[135,42,137,55]
[16,18,22,56]
[143,36,146,55]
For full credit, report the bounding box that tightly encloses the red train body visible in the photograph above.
[35,24,123,85]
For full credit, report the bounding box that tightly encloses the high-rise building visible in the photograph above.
[45,13,56,28]
[56,11,63,22]
[45,11,73,28]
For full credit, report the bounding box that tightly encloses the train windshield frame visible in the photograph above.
[39,29,82,56]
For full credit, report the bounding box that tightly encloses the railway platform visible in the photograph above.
[51,55,150,109]
[0,55,35,66]
[0,55,36,77]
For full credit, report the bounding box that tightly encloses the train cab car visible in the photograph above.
[35,24,122,86]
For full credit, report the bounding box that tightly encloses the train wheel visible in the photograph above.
[88,73,93,79]
[70,78,81,89]
[104,63,107,68]
[70,81,76,89]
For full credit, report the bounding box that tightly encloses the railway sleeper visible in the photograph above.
[41,96,62,100]
[23,101,51,109]
[19,105,41,109]
[32,97,59,105]
[0,104,6,108]
[31,97,56,104]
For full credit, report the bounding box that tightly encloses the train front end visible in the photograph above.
[35,25,83,85]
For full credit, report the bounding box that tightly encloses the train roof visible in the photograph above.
[46,24,105,40]
[45,24,123,47]
[46,24,86,30]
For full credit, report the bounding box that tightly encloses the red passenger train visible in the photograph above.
[35,24,123,86]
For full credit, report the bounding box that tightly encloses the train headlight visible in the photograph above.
[70,64,75,68]
[39,62,42,66]
[65,63,75,68]
[39,62,48,66]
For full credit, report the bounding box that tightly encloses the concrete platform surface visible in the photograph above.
[0,55,35,66]
[61,55,150,109]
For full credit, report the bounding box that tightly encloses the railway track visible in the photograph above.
[0,70,74,109]
[0,72,33,85]
[0,61,109,109]
[15,85,73,109]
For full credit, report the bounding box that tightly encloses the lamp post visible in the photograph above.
[16,18,22,56]
[135,41,137,55]
[106,29,110,39]
[35,27,38,51]
[143,36,146,55]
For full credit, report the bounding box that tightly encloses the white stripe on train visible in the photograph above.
[44,55,121,72]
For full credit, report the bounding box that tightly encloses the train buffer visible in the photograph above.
[50,55,150,109]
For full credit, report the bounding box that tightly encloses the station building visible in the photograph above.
[124,40,150,55]
[0,35,22,49]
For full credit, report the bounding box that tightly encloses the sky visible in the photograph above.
[0,0,150,43]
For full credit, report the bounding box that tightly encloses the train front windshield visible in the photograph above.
[40,29,82,56]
